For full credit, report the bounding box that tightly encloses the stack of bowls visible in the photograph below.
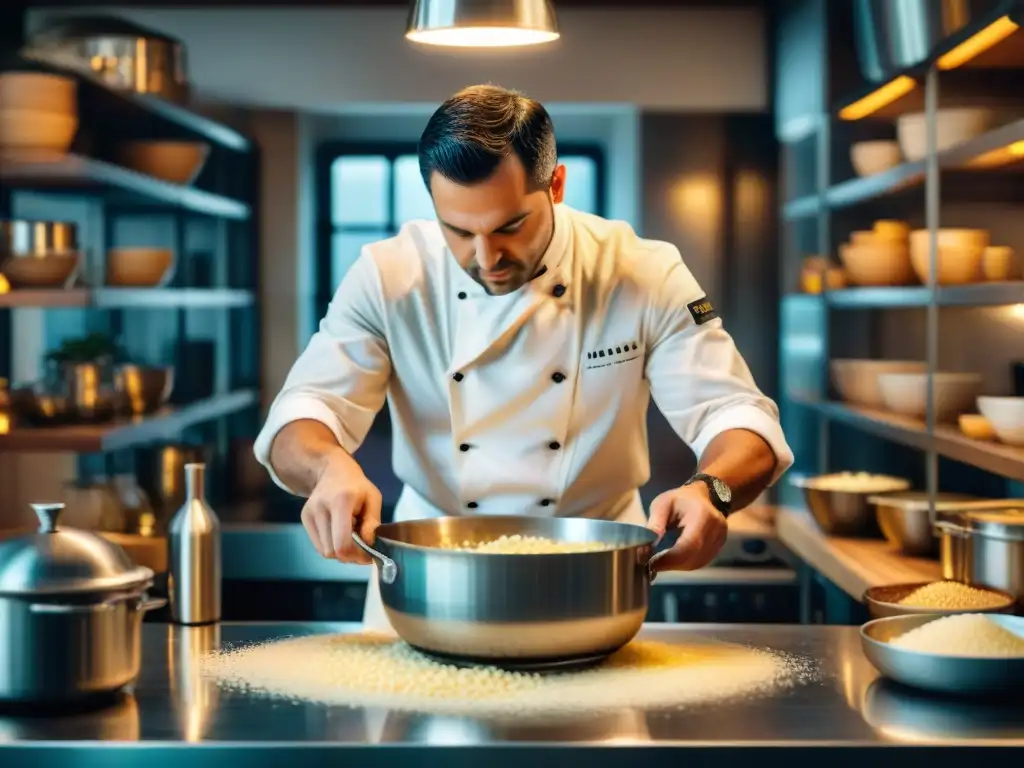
[838,220,913,286]
[908,228,989,285]
[0,71,78,158]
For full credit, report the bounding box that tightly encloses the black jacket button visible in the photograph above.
[467,501,478,509]
[453,372,464,382]
[551,372,565,383]
[459,443,471,452]
[548,441,561,450]
[552,284,566,298]
[457,291,467,300]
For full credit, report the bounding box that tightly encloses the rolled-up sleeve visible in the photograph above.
[253,251,392,494]
[643,247,793,486]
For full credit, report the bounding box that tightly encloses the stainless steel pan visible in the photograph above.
[354,515,661,667]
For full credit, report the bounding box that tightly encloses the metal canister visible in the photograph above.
[167,463,221,625]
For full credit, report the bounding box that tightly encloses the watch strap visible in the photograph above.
[686,472,733,515]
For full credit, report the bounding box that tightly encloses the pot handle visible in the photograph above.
[352,532,398,585]
[934,520,971,539]
[137,595,167,613]
[645,548,671,585]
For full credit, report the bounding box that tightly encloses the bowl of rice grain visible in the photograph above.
[864,580,1017,619]
[860,613,1024,695]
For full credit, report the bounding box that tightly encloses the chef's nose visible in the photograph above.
[475,237,501,271]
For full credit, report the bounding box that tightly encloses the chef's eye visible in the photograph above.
[496,222,523,234]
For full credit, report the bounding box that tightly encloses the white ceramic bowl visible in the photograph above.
[851,141,902,176]
[908,228,989,285]
[831,359,927,408]
[976,396,1024,446]
[0,109,78,153]
[877,372,984,423]
[897,108,996,162]
[839,242,914,286]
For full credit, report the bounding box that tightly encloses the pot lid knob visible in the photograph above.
[31,502,64,533]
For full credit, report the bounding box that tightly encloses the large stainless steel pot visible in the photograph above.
[0,502,166,704]
[24,15,190,103]
[354,516,659,667]
[934,509,1024,606]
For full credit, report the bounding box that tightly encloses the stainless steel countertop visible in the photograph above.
[1,622,1022,766]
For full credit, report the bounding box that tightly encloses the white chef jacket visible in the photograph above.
[253,203,794,630]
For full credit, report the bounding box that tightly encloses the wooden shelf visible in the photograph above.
[0,154,250,220]
[825,282,1024,308]
[795,398,1024,482]
[0,288,255,310]
[775,507,941,600]
[0,389,258,453]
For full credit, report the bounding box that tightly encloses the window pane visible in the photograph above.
[560,155,598,214]
[332,156,390,226]
[394,155,435,225]
[332,231,388,286]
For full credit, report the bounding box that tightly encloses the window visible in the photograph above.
[314,142,606,322]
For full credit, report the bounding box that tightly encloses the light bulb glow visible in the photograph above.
[406,26,559,47]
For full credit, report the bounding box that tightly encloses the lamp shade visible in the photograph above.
[406,0,560,48]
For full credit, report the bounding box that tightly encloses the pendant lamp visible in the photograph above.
[406,0,560,48]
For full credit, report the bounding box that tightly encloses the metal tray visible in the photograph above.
[860,613,1024,696]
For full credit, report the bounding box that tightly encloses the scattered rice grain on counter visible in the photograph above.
[896,581,1009,610]
[200,633,814,716]
[890,614,1024,657]
[455,534,609,554]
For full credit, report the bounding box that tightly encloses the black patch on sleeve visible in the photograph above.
[686,296,718,325]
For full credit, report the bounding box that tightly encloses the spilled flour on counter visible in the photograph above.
[200,633,815,716]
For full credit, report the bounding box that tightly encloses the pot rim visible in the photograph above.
[372,515,658,556]
[0,571,155,600]
[934,509,1024,543]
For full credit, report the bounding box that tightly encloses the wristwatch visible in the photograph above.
[685,472,733,515]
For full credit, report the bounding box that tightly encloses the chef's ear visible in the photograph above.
[550,164,567,204]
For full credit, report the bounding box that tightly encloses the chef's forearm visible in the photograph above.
[695,428,778,510]
[269,419,360,496]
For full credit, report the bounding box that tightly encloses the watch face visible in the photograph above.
[712,477,732,505]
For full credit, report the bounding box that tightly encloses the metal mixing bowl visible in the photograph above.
[790,473,911,536]
[863,581,1017,620]
[114,364,174,415]
[353,516,658,667]
[860,613,1024,696]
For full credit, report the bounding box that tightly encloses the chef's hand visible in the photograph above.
[646,482,728,571]
[300,450,382,565]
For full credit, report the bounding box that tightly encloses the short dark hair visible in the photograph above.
[418,84,557,191]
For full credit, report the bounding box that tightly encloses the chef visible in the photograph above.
[253,84,794,630]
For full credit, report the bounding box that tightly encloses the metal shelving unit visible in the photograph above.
[776,0,1024,509]
[0,47,261,507]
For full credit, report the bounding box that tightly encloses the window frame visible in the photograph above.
[312,140,606,327]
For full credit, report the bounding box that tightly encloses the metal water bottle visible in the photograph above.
[168,462,221,624]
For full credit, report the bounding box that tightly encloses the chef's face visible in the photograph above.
[431,154,566,296]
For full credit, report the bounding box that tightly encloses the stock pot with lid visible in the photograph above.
[0,502,166,704]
